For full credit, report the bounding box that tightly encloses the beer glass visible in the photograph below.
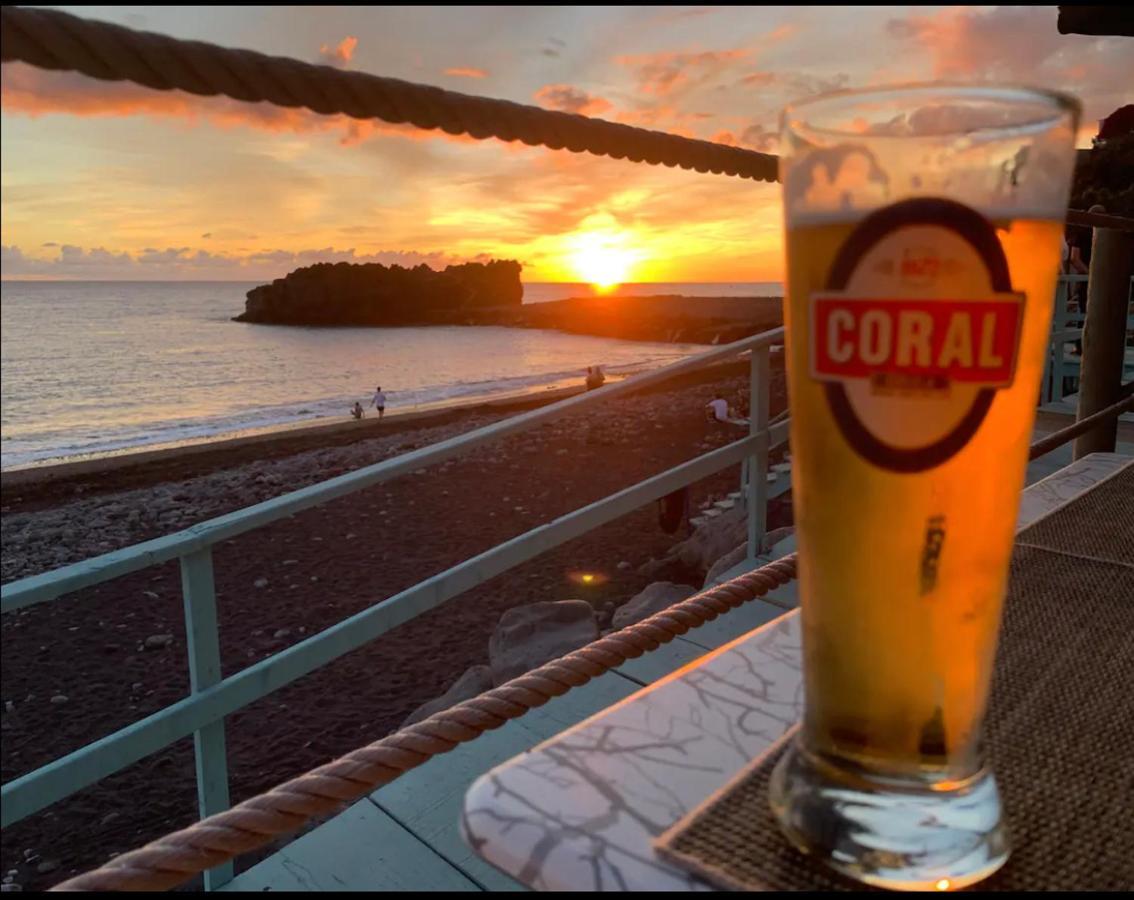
[769,85,1080,890]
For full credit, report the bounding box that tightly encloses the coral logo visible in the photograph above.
[812,198,1025,473]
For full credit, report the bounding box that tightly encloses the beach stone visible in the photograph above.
[489,600,598,686]
[49,694,69,705]
[282,559,299,566]
[612,582,697,630]
[401,665,495,727]
[671,506,747,575]
[253,577,269,588]
[273,629,291,640]
[1,883,22,892]
[703,542,748,589]
[131,683,143,692]
[101,812,121,827]
[617,561,632,570]
[35,861,58,875]
[142,591,159,600]
[144,634,173,650]
[4,701,14,714]
[760,525,796,557]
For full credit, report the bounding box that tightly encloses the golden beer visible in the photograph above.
[785,216,1062,777]
[768,84,1080,891]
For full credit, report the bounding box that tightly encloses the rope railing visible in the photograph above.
[0,5,778,183]
[50,555,799,892]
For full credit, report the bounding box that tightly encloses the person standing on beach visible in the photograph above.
[370,385,387,420]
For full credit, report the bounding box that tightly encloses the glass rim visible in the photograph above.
[782,81,1081,141]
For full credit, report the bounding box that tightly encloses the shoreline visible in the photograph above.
[2,292,783,482]
[0,380,597,488]
[0,356,758,515]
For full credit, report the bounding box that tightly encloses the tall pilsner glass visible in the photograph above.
[769,85,1080,891]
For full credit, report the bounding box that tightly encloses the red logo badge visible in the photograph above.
[811,198,1026,472]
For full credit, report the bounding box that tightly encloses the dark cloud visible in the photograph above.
[739,122,778,152]
[533,84,612,116]
[0,243,480,280]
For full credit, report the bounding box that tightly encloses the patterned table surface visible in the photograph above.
[461,453,1131,891]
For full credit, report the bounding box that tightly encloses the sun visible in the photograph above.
[568,231,639,292]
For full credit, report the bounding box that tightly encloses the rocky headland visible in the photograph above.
[234,259,783,344]
[234,259,523,326]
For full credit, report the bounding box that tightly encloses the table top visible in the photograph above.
[461,453,1132,891]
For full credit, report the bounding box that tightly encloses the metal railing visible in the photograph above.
[1041,273,1134,405]
[0,328,787,889]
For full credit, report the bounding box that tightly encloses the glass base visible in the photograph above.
[768,737,1008,891]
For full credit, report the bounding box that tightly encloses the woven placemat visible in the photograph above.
[655,470,1134,892]
[1018,461,1133,565]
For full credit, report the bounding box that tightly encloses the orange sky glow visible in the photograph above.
[1,6,1130,283]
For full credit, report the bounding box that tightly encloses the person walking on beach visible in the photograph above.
[370,385,387,420]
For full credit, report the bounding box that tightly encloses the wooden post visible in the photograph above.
[1073,228,1134,460]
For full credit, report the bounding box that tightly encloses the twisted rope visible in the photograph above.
[49,555,796,891]
[0,6,779,183]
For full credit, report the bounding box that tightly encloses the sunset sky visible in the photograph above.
[2,5,1131,283]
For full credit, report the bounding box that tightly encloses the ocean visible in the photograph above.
[0,280,782,469]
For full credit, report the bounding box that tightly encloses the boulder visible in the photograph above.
[703,542,748,589]
[402,665,495,727]
[670,506,748,575]
[700,527,796,589]
[488,600,598,686]
[760,525,796,557]
[612,582,697,630]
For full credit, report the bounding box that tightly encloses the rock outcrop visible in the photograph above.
[234,259,523,325]
[401,665,495,727]
[488,600,598,686]
[611,581,697,630]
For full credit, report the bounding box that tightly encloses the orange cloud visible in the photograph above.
[444,67,489,79]
[887,6,1133,88]
[318,36,358,68]
[0,63,484,148]
[616,48,750,97]
[533,84,612,117]
[886,6,1133,138]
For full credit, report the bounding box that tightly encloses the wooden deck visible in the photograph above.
[222,437,1130,893]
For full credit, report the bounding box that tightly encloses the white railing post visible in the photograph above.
[747,347,770,560]
[180,548,233,890]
